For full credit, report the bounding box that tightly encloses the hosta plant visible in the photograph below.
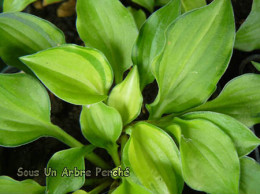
[0,0,260,194]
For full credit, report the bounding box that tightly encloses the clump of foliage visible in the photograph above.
[0,0,260,194]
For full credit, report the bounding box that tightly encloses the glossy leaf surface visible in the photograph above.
[148,0,235,119]
[76,0,138,83]
[182,112,260,157]
[0,176,45,194]
[192,74,260,127]
[123,122,183,194]
[80,102,122,151]
[239,157,260,194]
[235,0,260,51]
[0,73,55,147]
[127,7,146,30]
[46,146,93,194]
[20,45,113,105]
[132,0,181,89]
[3,0,36,12]
[173,118,240,194]
[252,61,260,71]
[108,66,143,125]
[0,12,65,73]
[181,0,206,12]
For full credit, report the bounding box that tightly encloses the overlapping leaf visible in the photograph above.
[181,0,206,12]
[46,146,94,194]
[235,0,260,51]
[123,122,183,194]
[182,112,260,156]
[132,0,154,12]
[0,12,65,73]
[108,66,143,125]
[3,0,36,12]
[20,44,113,105]
[80,102,122,154]
[132,0,181,89]
[76,0,138,83]
[0,73,54,147]
[172,118,239,193]
[0,176,45,194]
[127,7,146,30]
[147,0,235,119]
[239,157,260,194]
[191,74,260,127]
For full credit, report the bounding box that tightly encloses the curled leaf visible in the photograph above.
[108,66,143,125]
[123,122,183,194]
[80,102,122,152]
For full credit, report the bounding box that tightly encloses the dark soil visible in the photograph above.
[0,0,259,194]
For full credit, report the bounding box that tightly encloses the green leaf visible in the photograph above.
[76,0,138,84]
[239,157,260,194]
[3,0,36,12]
[0,176,45,194]
[20,44,113,105]
[132,0,181,89]
[0,12,65,73]
[127,7,146,30]
[108,66,143,125]
[46,146,94,194]
[147,0,235,119]
[80,102,122,152]
[73,190,88,194]
[123,122,184,194]
[155,0,170,6]
[113,178,152,194]
[43,0,63,6]
[173,117,239,194]
[191,74,260,127]
[0,73,55,147]
[181,0,206,13]
[182,112,260,157]
[132,0,154,12]
[252,61,260,71]
[235,0,260,51]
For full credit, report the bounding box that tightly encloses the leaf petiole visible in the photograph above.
[49,124,111,169]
